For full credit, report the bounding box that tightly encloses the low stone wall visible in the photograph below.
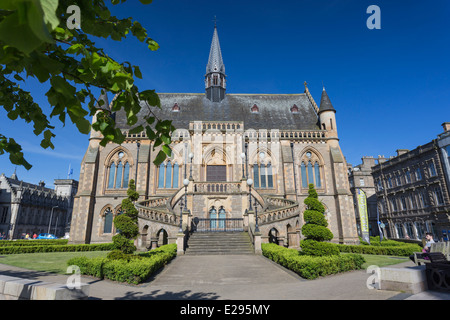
[379,265,428,294]
[0,275,89,300]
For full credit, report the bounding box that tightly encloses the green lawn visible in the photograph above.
[0,251,109,274]
[0,251,410,275]
[358,254,410,269]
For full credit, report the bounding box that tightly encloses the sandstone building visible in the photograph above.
[348,156,380,238]
[372,123,450,241]
[0,173,77,239]
[69,25,359,249]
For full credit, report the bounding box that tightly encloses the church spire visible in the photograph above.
[205,21,226,102]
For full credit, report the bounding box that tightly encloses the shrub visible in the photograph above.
[336,243,421,256]
[67,243,177,284]
[262,243,365,280]
[301,224,334,242]
[300,239,340,256]
[301,184,333,243]
[0,242,114,254]
[112,179,140,254]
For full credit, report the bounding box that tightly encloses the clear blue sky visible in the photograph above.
[1,0,449,188]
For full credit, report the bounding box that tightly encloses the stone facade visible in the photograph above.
[0,173,77,239]
[372,124,450,241]
[69,26,359,249]
[348,156,380,237]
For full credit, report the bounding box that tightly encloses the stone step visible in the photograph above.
[185,232,254,255]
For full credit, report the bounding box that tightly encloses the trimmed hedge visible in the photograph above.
[300,239,340,256]
[0,239,69,247]
[0,242,114,254]
[67,243,177,284]
[336,243,421,256]
[262,243,365,280]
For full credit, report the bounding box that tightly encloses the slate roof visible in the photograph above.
[206,26,225,75]
[319,88,336,113]
[115,93,320,131]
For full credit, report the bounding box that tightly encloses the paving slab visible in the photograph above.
[0,255,448,301]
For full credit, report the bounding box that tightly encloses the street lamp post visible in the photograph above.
[247,178,253,211]
[240,152,246,179]
[179,198,184,233]
[189,152,194,180]
[254,196,260,233]
[48,206,58,234]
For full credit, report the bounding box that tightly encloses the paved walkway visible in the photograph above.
[0,254,449,301]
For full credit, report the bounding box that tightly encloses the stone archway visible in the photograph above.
[157,228,169,246]
[268,227,279,245]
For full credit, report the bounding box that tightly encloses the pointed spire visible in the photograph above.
[319,87,336,113]
[206,23,225,75]
[205,21,226,102]
[96,89,110,110]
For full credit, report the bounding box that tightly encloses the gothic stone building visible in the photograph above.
[0,173,78,239]
[69,25,359,249]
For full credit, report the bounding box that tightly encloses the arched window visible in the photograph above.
[314,162,321,187]
[108,163,116,189]
[307,161,314,184]
[123,163,130,188]
[395,223,404,239]
[267,163,273,188]
[173,163,179,188]
[115,161,123,188]
[299,151,323,190]
[158,164,165,188]
[157,161,180,189]
[106,150,132,189]
[165,161,172,188]
[252,152,274,189]
[253,163,259,188]
[301,162,307,188]
[103,208,113,234]
[209,206,217,229]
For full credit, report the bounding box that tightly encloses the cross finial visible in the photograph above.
[304,81,308,88]
[213,16,218,27]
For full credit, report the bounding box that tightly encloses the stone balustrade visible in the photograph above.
[258,196,299,225]
[137,206,179,226]
[193,181,241,194]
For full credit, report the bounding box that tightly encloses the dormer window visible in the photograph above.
[172,103,180,112]
[290,104,299,113]
[251,104,259,113]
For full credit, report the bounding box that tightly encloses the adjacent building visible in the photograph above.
[69,24,360,248]
[348,156,380,238]
[372,124,450,241]
[0,173,78,239]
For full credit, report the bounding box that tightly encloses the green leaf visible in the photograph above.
[75,118,91,134]
[153,150,167,166]
[139,0,153,4]
[40,0,60,31]
[133,66,142,79]
[162,144,172,157]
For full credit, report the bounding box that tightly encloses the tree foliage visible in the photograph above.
[0,0,174,169]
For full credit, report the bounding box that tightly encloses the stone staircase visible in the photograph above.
[185,232,254,255]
